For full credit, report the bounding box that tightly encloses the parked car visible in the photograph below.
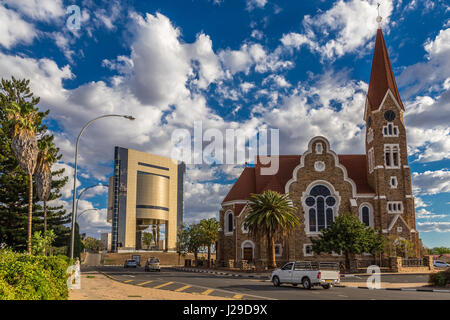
[433,260,450,269]
[270,261,340,289]
[124,259,137,268]
[145,257,161,272]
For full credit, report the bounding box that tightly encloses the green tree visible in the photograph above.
[311,212,385,270]
[243,190,300,269]
[187,223,205,264]
[176,224,189,265]
[66,223,83,259]
[31,230,56,255]
[142,231,154,250]
[82,237,103,252]
[0,78,69,253]
[5,101,40,254]
[428,247,450,256]
[199,218,220,267]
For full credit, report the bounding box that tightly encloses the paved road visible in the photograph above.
[96,266,450,300]
[83,253,101,266]
[342,273,430,284]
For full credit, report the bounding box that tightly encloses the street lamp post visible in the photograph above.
[75,183,108,218]
[77,208,99,220]
[70,114,135,259]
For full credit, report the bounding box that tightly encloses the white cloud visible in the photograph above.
[280,0,394,60]
[246,0,268,11]
[127,12,224,107]
[0,6,36,49]
[412,170,450,195]
[2,0,65,21]
[259,70,368,155]
[219,43,292,75]
[417,221,450,232]
[399,27,450,97]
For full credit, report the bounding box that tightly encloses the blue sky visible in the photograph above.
[0,0,449,248]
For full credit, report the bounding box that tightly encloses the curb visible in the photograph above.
[169,268,450,293]
[335,284,450,293]
[170,267,270,280]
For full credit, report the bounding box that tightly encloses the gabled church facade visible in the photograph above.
[217,27,420,268]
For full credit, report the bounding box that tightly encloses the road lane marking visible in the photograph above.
[201,289,214,295]
[153,281,174,289]
[174,285,191,292]
[123,280,133,283]
[137,280,153,286]
[232,294,243,299]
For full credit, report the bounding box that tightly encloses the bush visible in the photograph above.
[429,268,450,287]
[0,250,72,300]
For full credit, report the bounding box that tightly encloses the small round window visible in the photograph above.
[384,110,396,122]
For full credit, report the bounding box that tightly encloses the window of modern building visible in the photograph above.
[305,185,336,233]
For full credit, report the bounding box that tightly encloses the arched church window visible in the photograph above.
[305,185,336,233]
[361,206,371,227]
[225,211,234,234]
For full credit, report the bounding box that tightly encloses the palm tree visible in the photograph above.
[5,101,40,254]
[243,190,300,269]
[35,135,59,233]
[199,218,220,267]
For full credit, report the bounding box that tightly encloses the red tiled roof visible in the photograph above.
[222,167,256,203]
[338,155,374,194]
[222,154,374,208]
[367,28,404,111]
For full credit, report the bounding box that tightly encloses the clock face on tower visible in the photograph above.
[384,110,396,122]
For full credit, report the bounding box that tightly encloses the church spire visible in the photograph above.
[367,14,404,111]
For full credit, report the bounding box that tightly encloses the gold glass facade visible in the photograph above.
[107,147,185,251]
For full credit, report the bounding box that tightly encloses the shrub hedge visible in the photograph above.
[429,268,450,287]
[0,250,72,300]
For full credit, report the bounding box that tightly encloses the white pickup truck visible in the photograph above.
[270,261,340,289]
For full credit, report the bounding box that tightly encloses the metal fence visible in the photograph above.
[356,260,376,268]
[401,258,424,267]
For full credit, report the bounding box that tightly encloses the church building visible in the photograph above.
[217,24,420,268]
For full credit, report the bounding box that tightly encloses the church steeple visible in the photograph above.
[367,28,404,111]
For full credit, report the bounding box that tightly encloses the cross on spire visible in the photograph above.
[376,2,383,28]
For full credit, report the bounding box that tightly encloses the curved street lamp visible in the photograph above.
[76,183,108,218]
[70,114,135,259]
[76,208,99,220]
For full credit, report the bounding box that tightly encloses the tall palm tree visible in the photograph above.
[5,101,40,254]
[243,190,300,269]
[35,135,59,233]
[199,218,220,267]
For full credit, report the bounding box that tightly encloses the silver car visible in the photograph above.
[145,257,161,272]
[433,260,450,268]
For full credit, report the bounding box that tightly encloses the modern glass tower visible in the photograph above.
[107,147,184,252]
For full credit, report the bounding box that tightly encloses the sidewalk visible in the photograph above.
[69,271,230,300]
